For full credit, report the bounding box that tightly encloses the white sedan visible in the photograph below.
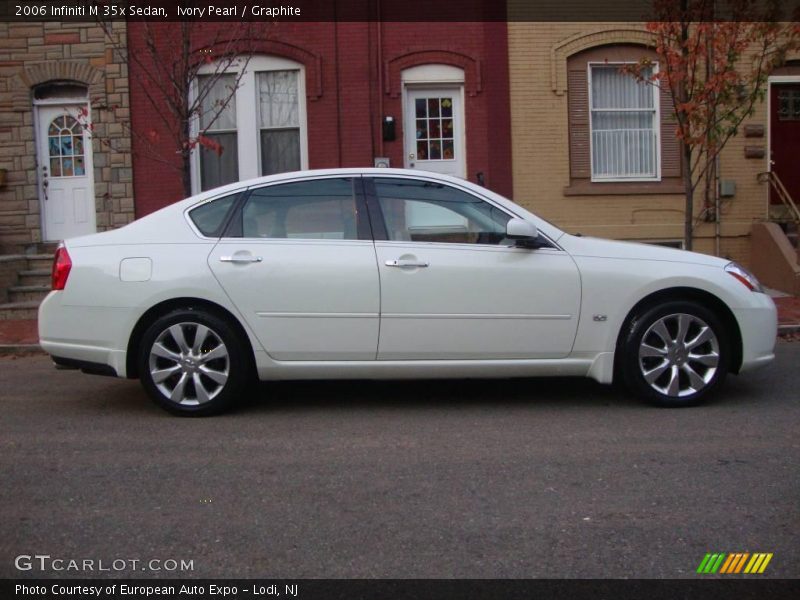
[39,169,777,415]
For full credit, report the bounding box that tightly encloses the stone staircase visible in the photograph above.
[0,243,57,320]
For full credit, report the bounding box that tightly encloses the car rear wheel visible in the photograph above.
[138,309,249,416]
[621,300,729,407]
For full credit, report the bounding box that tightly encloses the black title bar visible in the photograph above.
[2,0,800,22]
[3,579,800,600]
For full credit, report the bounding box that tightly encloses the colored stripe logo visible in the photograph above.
[696,553,773,574]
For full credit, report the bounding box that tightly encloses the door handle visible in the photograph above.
[385,259,429,268]
[220,255,263,263]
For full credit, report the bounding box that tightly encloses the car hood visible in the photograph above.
[558,234,729,268]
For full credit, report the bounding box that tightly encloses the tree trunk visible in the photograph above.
[181,152,192,199]
[679,4,692,251]
[682,143,694,251]
[181,108,192,198]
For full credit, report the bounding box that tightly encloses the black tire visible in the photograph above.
[138,308,250,416]
[621,300,729,407]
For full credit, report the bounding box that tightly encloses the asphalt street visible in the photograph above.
[1,342,799,579]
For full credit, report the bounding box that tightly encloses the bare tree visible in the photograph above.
[95,16,261,197]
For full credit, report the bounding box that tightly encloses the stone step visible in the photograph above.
[26,254,54,267]
[0,301,39,320]
[8,285,49,303]
[35,243,59,255]
[18,269,51,287]
[25,252,53,263]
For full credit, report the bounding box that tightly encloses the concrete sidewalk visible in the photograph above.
[2,296,799,353]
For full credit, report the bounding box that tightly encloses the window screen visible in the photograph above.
[590,64,658,180]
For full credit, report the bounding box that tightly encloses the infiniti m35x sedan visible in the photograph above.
[39,169,777,415]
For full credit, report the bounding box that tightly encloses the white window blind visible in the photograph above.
[257,70,301,176]
[590,65,658,180]
[198,74,239,191]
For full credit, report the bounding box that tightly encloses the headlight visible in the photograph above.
[724,262,764,293]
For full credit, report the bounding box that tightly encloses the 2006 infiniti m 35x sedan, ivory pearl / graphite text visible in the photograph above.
[39,168,777,415]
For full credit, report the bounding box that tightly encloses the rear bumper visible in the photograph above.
[51,355,118,377]
[38,291,130,378]
[39,340,126,377]
[733,293,778,373]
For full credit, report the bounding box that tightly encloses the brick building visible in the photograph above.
[507,20,800,281]
[128,19,513,217]
[1,11,797,317]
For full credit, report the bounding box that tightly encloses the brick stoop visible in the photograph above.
[0,246,54,321]
[0,318,40,355]
[0,319,38,345]
[774,297,800,333]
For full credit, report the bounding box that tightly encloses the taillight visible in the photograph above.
[51,243,72,291]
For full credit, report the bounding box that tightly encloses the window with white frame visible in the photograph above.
[198,73,239,190]
[193,56,307,193]
[589,63,659,181]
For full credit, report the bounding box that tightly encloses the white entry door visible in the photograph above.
[404,88,466,178]
[36,104,96,241]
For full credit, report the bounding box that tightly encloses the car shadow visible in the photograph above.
[237,376,639,415]
[71,369,770,417]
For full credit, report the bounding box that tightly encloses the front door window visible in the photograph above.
[414,96,456,161]
[47,115,86,177]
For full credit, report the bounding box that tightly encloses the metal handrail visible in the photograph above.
[758,170,800,225]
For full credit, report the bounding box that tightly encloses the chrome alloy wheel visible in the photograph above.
[147,322,230,406]
[638,313,720,398]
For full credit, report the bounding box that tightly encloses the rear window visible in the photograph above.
[188,194,238,237]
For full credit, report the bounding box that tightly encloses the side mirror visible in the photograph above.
[506,218,543,248]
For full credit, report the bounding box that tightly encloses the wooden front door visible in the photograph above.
[770,83,800,206]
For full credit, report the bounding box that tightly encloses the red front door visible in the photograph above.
[770,83,800,205]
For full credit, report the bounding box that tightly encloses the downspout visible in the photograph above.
[715,153,721,256]
[377,0,384,157]
[334,2,343,165]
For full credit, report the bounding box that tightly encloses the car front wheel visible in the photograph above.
[138,309,249,416]
[622,301,729,407]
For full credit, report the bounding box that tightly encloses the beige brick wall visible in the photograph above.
[508,21,787,269]
[0,22,133,251]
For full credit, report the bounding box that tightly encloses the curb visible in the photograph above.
[0,343,44,356]
[778,324,800,337]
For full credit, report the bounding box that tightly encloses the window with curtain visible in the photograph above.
[258,70,301,175]
[192,57,307,194]
[198,74,239,191]
[589,64,658,180]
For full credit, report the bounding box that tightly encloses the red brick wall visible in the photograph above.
[128,18,512,216]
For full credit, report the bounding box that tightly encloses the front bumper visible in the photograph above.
[733,292,778,373]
